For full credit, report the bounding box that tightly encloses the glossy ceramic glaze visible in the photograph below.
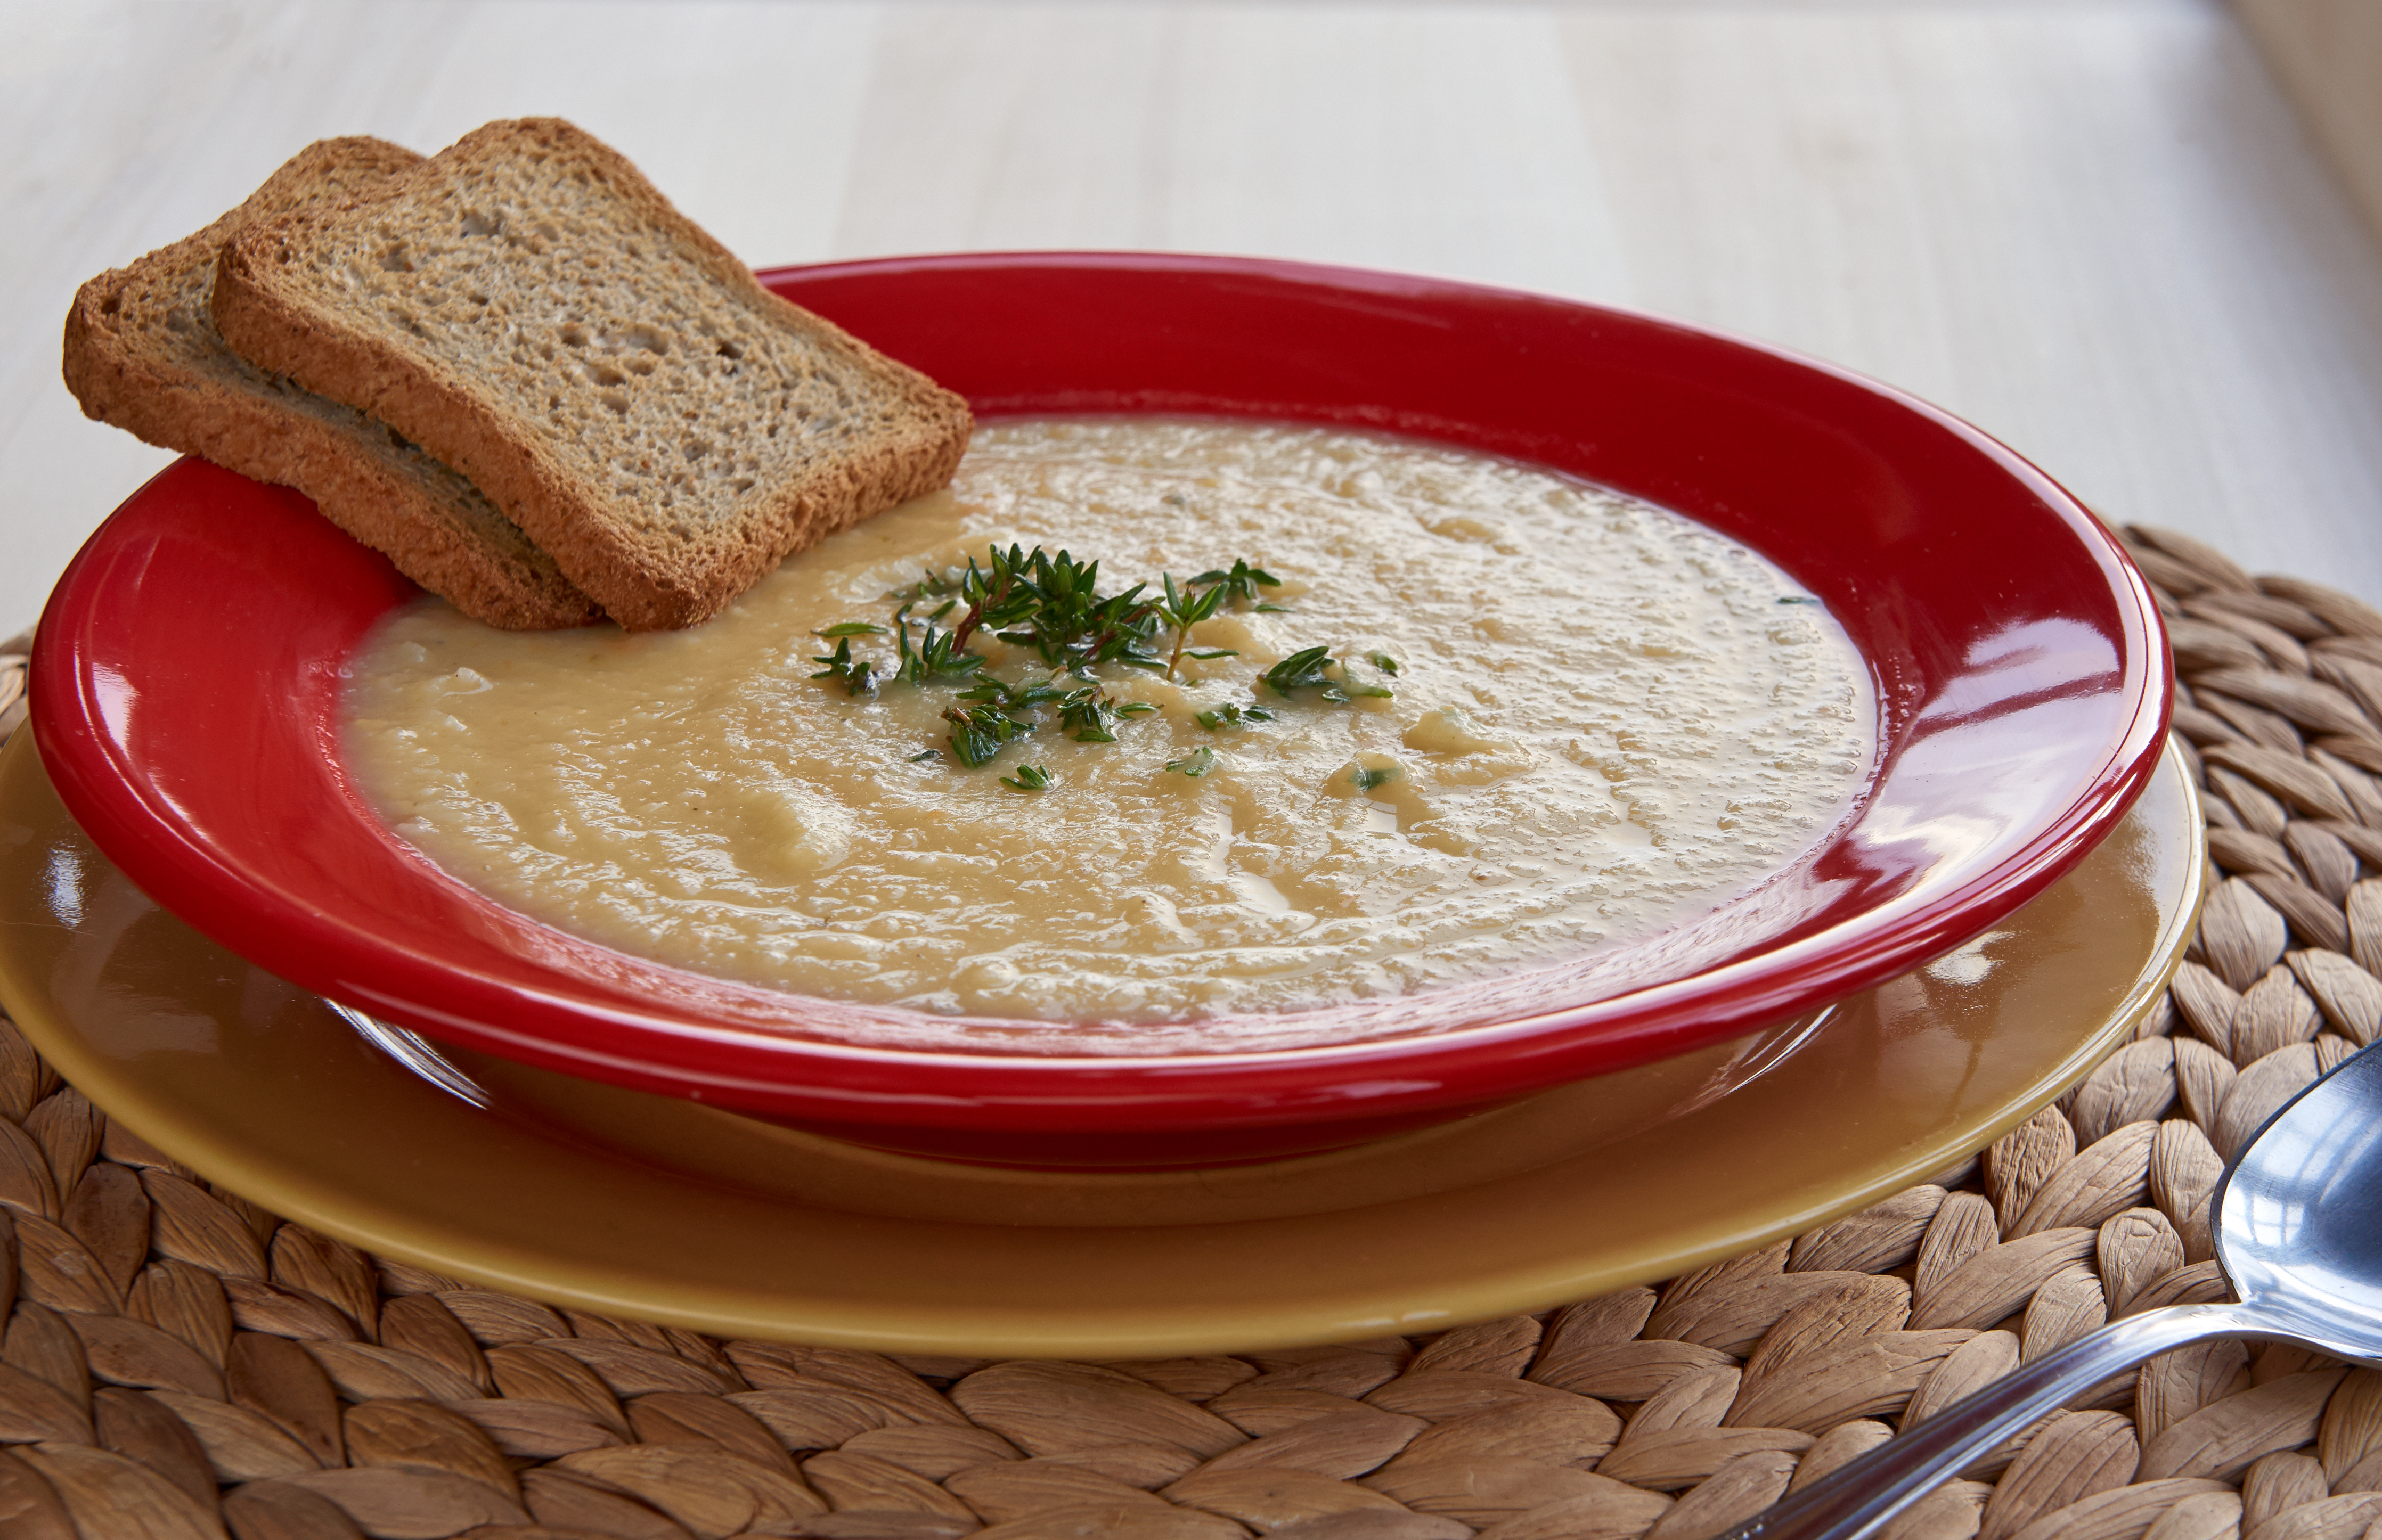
[29,255,2171,1164]
[0,734,2201,1353]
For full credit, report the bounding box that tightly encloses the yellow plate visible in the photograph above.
[0,733,2201,1356]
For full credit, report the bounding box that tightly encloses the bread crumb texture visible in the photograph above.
[217,119,972,628]
[61,136,599,629]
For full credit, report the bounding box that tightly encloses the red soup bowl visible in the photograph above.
[31,252,2171,1167]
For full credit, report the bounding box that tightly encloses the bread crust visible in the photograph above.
[211,118,974,631]
[62,137,601,632]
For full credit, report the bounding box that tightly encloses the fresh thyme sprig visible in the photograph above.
[812,542,1388,771]
[1259,645,1335,698]
[808,637,875,697]
[958,675,1070,712]
[1195,701,1274,732]
[941,700,1034,768]
[1058,684,1156,743]
[1260,646,1396,705]
[892,609,986,686]
[993,548,1167,675]
[1155,573,1238,681]
[948,545,1044,652]
[1193,559,1284,610]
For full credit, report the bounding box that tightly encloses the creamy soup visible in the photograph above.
[345,421,1874,1039]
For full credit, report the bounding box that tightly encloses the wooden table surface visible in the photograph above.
[7,0,2381,636]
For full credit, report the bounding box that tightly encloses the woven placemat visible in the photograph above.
[2,525,2380,1540]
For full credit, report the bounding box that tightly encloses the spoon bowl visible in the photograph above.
[2214,1046,2382,1359]
[1728,1039,2382,1540]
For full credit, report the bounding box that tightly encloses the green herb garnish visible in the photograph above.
[1192,559,1281,609]
[1261,645,1394,704]
[1155,572,1230,681]
[1261,645,1340,700]
[1195,701,1275,732]
[959,675,1069,711]
[812,544,1380,773]
[893,609,986,686]
[945,546,1042,651]
[991,548,1165,675]
[1350,764,1400,791]
[942,701,1033,767]
[1058,686,1123,743]
[808,637,875,697]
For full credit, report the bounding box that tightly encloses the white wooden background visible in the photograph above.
[7,0,2382,637]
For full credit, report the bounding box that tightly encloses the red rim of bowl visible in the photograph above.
[31,251,2172,1144]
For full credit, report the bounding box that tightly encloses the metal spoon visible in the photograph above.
[1723,1039,2382,1540]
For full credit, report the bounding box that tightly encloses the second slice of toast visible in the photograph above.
[63,137,601,630]
[211,118,974,631]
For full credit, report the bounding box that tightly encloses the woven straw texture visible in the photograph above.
[1,523,2381,1540]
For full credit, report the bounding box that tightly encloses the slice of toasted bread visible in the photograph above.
[211,118,974,631]
[63,137,601,631]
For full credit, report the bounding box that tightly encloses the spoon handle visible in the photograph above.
[1716,1301,2262,1540]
